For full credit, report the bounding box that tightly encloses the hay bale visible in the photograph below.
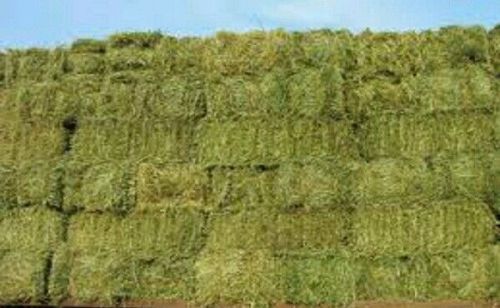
[71,38,107,53]
[135,75,206,121]
[202,30,296,76]
[205,211,276,250]
[67,53,106,75]
[108,31,163,49]
[205,67,344,119]
[493,151,500,214]
[205,209,350,254]
[287,67,345,118]
[274,210,350,255]
[353,158,448,205]
[205,75,269,119]
[14,81,73,122]
[63,120,132,212]
[195,249,281,306]
[489,26,500,74]
[360,111,495,159]
[107,48,155,72]
[53,210,204,303]
[0,110,18,207]
[128,120,195,164]
[277,159,354,210]
[279,253,358,305]
[12,49,50,83]
[0,208,63,303]
[351,200,495,257]
[136,163,209,212]
[357,249,498,300]
[448,154,494,203]
[15,123,64,207]
[348,66,494,117]
[197,118,356,165]
[210,167,278,211]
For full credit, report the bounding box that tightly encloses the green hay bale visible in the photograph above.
[15,123,64,207]
[348,66,494,117]
[107,48,155,71]
[298,29,356,69]
[276,159,354,211]
[437,26,490,67]
[12,49,50,83]
[71,38,107,53]
[205,211,276,250]
[203,30,296,76]
[353,158,448,205]
[206,67,344,119]
[490,26,500,74]
[0,111,18,206]
[210,167,278,211]
[351,200,495,257]
[153,36,206,75]
[197,118,356,165]
[63,120,132,212]
[108,31,163,49]
[274,210,350,255]
[54,210,203,303]
[136,163,209,212]
[205,75,270,119]
[287,67,345,118]
[448,154,495,203]
[0,208,63,303]
[128,120,195,164]
[493,151,500,214]
[360,111,495,159]
[14,81,78,122]
[279,253,358,305]
[195,249,282,306]
[205,210,350,254]
[135,75,206,121]
[357,249,498,301]
[67,53,106,75]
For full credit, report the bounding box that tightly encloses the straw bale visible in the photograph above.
[357,249,498,300]
[15,122,64,207]
[360,111,495,159]
[195,249,281,306]
[353,158,448,205]
[108,31,163,49]
[52,210,204,303]
[210,167,278,211]
[351,200,495,257]
[279,253,358,305]
[0,208,63,303]
[277,159,354,210]
[197,118,356,165]
[136,163,209,212]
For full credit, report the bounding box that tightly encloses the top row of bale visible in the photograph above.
[1,25,499,83]
[0,26,498,123]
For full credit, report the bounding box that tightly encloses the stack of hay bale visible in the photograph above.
[0,26,498,306]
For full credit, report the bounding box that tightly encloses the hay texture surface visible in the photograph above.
[0,208,62,303]
[0,27,498,306]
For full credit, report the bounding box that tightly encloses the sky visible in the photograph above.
[0,0,498,48]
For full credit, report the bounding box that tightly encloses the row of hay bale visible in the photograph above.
[0,26,499,306]
[0,205,498,305]
[1,26,498,84]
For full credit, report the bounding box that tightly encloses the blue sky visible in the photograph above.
[0,0,498,48]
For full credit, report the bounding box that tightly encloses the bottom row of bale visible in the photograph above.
[0,206,498,305]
